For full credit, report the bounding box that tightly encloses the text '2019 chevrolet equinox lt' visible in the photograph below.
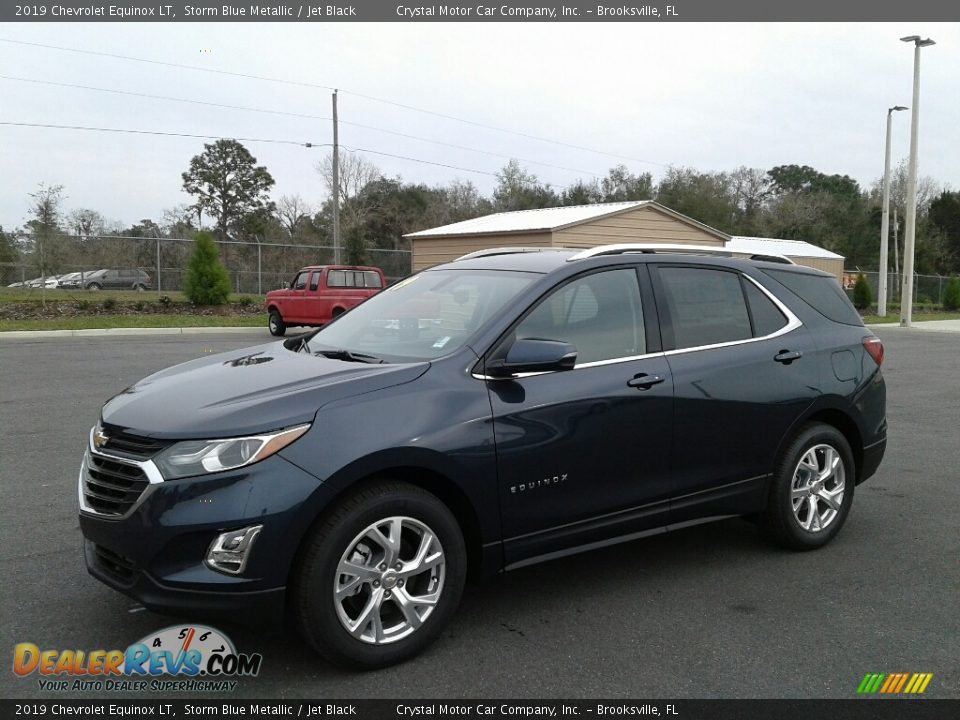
[79,244,886,668]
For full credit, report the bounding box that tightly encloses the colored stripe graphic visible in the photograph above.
[857,672,933,694]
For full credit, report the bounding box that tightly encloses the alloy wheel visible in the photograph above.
[333,516,445,645]
[790,444,846,532]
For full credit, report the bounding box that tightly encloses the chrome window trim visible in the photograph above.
[78,426,164,519]
[661,273,801,357]
[470,273,802,380]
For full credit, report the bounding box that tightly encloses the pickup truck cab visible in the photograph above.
[265,265,385,336]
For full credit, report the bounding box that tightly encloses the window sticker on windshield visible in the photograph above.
[432,336,451,349]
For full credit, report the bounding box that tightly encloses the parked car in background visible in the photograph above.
[83,269,152,291]
[56,272,86,288]
[79,245,885,669]
[265,265,385,336]
[23,275,62,289]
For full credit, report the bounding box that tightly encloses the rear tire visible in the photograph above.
[761,423,855,550]
[292,480,466,669]
[268,309,286,336]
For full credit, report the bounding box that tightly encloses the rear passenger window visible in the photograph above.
[327,271,346,287]
[364,272,383,288]
[658,267,752,349]
[744,280,787,336]
[763,269,863,326]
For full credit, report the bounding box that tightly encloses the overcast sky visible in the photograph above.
[0,22,957,230]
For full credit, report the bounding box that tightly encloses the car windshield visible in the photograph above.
[309,269,535,362]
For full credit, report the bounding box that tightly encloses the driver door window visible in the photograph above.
[514,268,645,365]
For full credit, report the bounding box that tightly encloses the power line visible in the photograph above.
[0,37,665,168]
[0,74,603,177]
[1,121,596,190]
[0,121,317,146]
[0,121,499,177]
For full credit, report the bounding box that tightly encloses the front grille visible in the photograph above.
[99,424,170,460]
[83,454,150,516]
[92,543,137,581]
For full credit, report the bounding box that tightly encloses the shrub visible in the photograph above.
[853,273,872,310]
[73,299,91,312]
[157,295,172,307]
[102,297,116,311]
[237,296,254,307]
[944,277,960,311]
[133,301,145,312]
[183,231,231,306]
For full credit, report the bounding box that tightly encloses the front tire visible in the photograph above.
[761,423,855,550]
[268,309,286,336]
[292,481,466,669]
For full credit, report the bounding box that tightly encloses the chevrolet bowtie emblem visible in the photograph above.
[94,430,109,449]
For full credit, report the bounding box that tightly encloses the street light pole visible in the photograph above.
[878,105,907,317]
[899,35,935,327]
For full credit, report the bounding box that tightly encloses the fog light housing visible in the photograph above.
[206,525,263,575]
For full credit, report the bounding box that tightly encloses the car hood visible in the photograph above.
[101,341,429,439]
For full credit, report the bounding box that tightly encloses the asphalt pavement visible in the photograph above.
[0,328,957,699]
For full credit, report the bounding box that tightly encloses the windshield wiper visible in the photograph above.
[314,348,385,364]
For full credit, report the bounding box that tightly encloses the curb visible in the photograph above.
[0,326,267,339]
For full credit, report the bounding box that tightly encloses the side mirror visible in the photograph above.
[486,338,577,378]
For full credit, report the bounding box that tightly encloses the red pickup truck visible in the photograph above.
[265,265,385,336]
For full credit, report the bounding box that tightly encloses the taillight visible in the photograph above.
[863,336,884,366]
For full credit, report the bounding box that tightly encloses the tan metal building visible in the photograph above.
[405,201,845,280]
[405,201,729,271]
[726,236,845,280]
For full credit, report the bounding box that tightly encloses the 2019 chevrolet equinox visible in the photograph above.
[79,245,886,669]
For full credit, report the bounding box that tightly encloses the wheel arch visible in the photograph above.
[287,464,491,593]
[777,403,865,484]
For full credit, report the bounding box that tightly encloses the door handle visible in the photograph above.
[627,373,665,390]
[774,349,802,364]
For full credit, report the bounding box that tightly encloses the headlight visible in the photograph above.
[154,424,310,480]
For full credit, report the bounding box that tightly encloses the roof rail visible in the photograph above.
[455,247,570,262]
[566,243,794,264]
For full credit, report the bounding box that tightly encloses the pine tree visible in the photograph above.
[853,273,872,310]
[183,231,230,305]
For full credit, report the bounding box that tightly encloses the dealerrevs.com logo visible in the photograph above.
[13,625,262,692]
[857,672,934,695]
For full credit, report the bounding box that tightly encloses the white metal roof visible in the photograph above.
[727,236,844,260]
[406,201,653,238]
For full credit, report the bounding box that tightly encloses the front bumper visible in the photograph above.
[79,452,332,625]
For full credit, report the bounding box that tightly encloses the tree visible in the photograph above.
[0,226,20,286]
[493,160,558,211]
[26,183,67,285]
[181,140,276,240]
[929,191,960,272]
[853,273,872,310]
[600,165,653,202]
[67,209,106,242]
[943,277,960,311]
[183,231,230,305]
[655,167,737,232]
[275,194,314,241]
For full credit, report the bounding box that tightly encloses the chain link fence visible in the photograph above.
[845,270,956,307]
[1,234,412,295]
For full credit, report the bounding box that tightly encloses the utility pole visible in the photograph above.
[893,206,900,295]
[332,89,340,265]
[899,35,935,327]
[878,106,907,317]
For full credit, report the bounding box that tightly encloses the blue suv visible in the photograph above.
[79,245,886,668]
